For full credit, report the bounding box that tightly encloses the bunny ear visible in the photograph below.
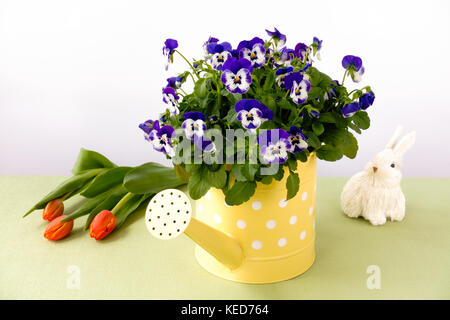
[386,125,403,149]
[393,131,416,158]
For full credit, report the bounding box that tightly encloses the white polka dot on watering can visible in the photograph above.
[252,240,262,250]
[213,214,222,224]
[278,199,287,208]
[300,230,306,240]
[252,201,262,210]
[309,206,314,216]
[236,219,246,229]
[278,238,287,247]
[266,220,276,229]
[302,192,308,201]
[289,215,298,225]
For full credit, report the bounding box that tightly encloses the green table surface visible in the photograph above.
[0,176,449,300]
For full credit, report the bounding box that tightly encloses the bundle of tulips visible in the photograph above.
[25,27,375,241]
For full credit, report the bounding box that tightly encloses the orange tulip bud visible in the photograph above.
[43,199,64,221]
[44,215,73,241]
[89,210,117,240]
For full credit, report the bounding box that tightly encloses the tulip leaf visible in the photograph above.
[83,186,128,230]
[115,193,153,229]
[123,162,186,195]
[81,166,132,198]
[24,168,105,217]
[72,148,116,175]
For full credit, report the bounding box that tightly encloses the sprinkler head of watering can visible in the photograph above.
[145,189,192,240]
[145,189,245,270]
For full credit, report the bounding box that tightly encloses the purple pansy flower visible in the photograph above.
[342,55,365,83]
[138,119,153,135]
[140,120,175,157]
[258,129,292,164]
[207,42,232,70]
[275,66,293,88]
[166,76,183,89]
[203,36,219,56]
[181,112,207,139]
[284,71,311,105]
[162,38,178,71]
[359,92,375,110]
[220,57,253,94]
[162,87,180,115]
[193,135,216,153]
[288,126,308,153]
[294,42,312,64]
[341,102,360,118]
[235,99,273,133]
[265,27,286,48]
[277,47,295,66]
[309,110,320,118]
[312,37,323,60]
[237,37,266,68]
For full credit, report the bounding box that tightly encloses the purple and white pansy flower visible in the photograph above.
[220,57,253,94]
[359,92,375,110]
[237,37,266,68]
[166,76,184,89]
[284,71,311,105]
[288,126,308,153]
[277,47,295,66]
[162,38,178,71]
[258,129,292,164]
[207,42,232,70]
[203,36,219,56]
[341,101,360,118]
[312,37,323,60]
[309,110,320,118]
[181,112,207,140]
[162,87,180,115]
[181,112,215,153]
[265,27,286,48]
[235,99,273,133]
[275,67,293,88]
[294,42,312,64]
[139,120,176,157]
[342,55,365,83]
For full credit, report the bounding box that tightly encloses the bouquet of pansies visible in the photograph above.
[24,28,375,242]
[139,28,375,205]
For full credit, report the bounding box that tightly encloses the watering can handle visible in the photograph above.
[185,217,244,270]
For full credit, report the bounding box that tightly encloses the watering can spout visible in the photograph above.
[145,189,244,270]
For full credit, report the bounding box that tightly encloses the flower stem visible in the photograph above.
[341,69,348,86]
[174,50,200,79]
[111,192,134,215]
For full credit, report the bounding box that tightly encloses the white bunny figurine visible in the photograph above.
[341,126,416,225]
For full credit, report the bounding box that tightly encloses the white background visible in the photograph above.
[1,0,449,177]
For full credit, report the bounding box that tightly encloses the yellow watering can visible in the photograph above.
[145,154,317,284]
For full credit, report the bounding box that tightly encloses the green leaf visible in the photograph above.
[194,78,207,98]
[115,193,153,229]
[340,131,359,159]
[225,181,257,206]
[24,168,105,217]
[204,165,227,189]
[316,145,343,161]
[263,71,275,92]
[174,165,190,184]
[123,162,185,194]
[273,166,285,181]
[241,163,259,181]
[231,164,247,182]
[312,122,325,136]
[352,111,370,130]
[260,175,273,184]
[286,171,300,200]
[304,131,321,149]
[319,112,337,123]
[83,186,128,230]
[62,188,116,222]
[72,148,116,175]
[188,167,211,200]
[287,158,298,171]
[81,166,131,198]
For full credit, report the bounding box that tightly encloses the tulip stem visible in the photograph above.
[111,192,134,215]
